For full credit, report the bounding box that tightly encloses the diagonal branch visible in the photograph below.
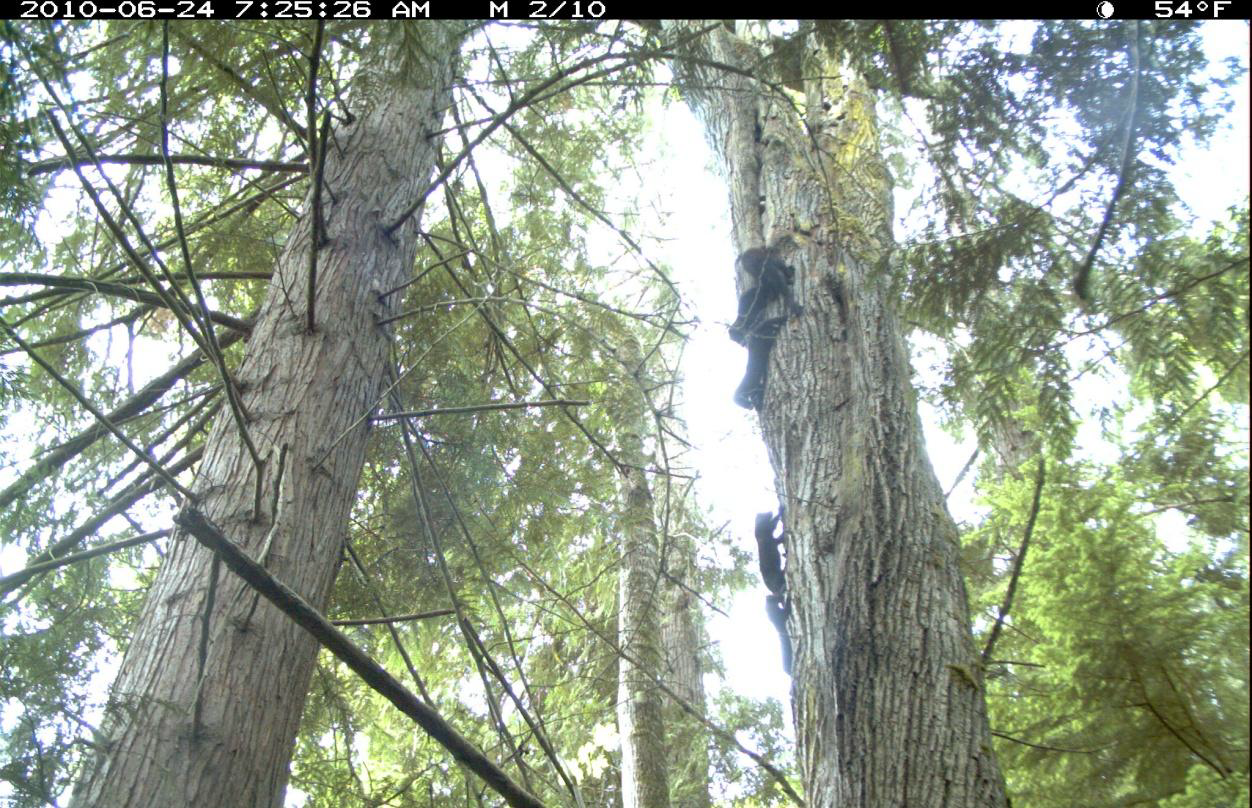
[0,447,202,598]
[0,530,169,594]
[0,329,240,512]
[176,507,547,808]
[171,27,308,144]
[0,316,195,502]
[982,458,1046,665]
[1072,21,1142,304]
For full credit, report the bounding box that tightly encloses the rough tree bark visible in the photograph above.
[71,26,461,808]
[612,343,673,808]
[660,539,712,808]
[616,457,672,808]
[668,24,1010,808]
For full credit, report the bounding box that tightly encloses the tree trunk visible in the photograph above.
[670,25,1010,808]
[71,27,460,808]
[613,351,673,808]
[661,539,711,808]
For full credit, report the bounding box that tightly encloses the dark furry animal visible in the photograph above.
[755,510,785,597]
[765,594,793,675]
[728,246,800,345]
[733,316,787,409]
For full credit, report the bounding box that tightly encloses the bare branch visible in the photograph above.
[27,153,306,177]
[177,507,547,808]
[0,530,169,594]
[373,398,589,421]
[982,458,1046,665]
[331,610,455,627]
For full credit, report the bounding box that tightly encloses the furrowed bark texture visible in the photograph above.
[615,409,672,808]
[661,540,712,808]
[71,28,460,808]
[671,25,1009,808]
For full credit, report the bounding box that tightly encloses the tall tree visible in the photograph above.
[652,18,1247,808]
[660,524,712,808]
[611,336,674,808]
[21,23,465,807]
[663,22,1009,806]
[1,19,1243,808]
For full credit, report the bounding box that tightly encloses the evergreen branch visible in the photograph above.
[0,448,202,598]
[1058,259,1244,348]
[0,316,195,502]
[330,609,455,627]
[515,550,807,806]
[0,305,149,358]
[0,330,238,512]
[42,110,214,358]
[428,235,623,472]
[1163,347,1250,428]
[1072,21,1142,305]
[989,730,1094,755]
[0,173,294,315]
[341,538,438,706]
[382,30,716,237]
[396,408,580,805]
[171,26,308,144]
[393,405,539,795]
[501,119,679,299]
[99,393,221,494]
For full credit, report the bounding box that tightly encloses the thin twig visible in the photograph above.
[0,317,194,501]
[331,609,455,627]
[373,399,590,421]
[28,153,306,177]
[160,23,262,475]
[0,273,252,334]
[0,448,202,598]
[0,529,169,593]
[982,458,1046,665]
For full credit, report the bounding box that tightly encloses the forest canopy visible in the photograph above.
[0,19,1247,808]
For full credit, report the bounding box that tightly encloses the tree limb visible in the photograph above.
[176,507,547,808]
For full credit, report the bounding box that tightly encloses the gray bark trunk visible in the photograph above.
[669,24,1009,808]
[660,541,711,808]
[71,28,460,808]
[613,353,673,808]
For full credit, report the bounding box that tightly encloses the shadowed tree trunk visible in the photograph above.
[612,339,673,808]
[667,23,1010,808]
[70,26,463,808]
[660,540,711,808]
[615,456,672,808]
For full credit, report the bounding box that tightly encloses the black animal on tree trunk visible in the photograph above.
[765,594,793,675]
[733,316,787,409]
[754,510,785,596]
[728,246,801,345]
